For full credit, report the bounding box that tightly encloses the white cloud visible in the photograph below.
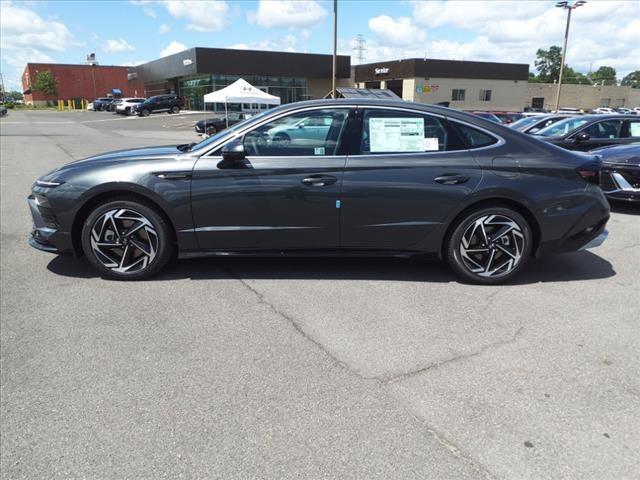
[0,1,80,89]
[226,35,300,53]
[160,40,188,57]
[163,0,229,31]
[227,43,250,50]
[369,15,426,47]
[143,6,156,18]
[352,0,640,78]
[249,0,327,28]
[158,23,171,34]
[103,38,135,53]
[120,60,147,67]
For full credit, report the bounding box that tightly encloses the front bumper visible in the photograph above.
[27,195,72,254]
[600,164,640,203]
[579,229,608,250]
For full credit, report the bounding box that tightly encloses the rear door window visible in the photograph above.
[581,120,624,139]
[359,109,465,154]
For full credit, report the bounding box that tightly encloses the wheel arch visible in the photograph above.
[71,187,178,257]
[440,197,541,259]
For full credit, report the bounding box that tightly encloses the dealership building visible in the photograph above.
[353,58,530,111]
[21,47,640,111]
[128,47,351,111]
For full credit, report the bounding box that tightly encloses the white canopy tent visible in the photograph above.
[203,78,281,127]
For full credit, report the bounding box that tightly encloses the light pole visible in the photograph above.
[554,0,586,111]
[332,0,337,99]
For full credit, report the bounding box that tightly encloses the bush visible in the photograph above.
[4,103,15,109]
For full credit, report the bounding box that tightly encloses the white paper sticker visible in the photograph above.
[424,137,439,151]
[631,122,640,137]
[314,146,325,155]
[369,117,424,152]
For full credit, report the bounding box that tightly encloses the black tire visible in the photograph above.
[170,106,180,114]
[140,108,150,117]
[206,126,217,136]
[81,199,174,280]
[446,205,532,285]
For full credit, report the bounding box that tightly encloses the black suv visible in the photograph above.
[92,97,114,111]
[134,94,184,116]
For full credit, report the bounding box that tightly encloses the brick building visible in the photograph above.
[22,63,144,106]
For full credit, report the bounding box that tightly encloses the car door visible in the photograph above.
[191,107,353,250]
[566,119,626,150]
[340,108,482,249]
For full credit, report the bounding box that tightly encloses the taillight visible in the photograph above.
[577,159,601,185]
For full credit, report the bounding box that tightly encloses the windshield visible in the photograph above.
[189,109,272,152]
[535,117,589,137]
[510,116,542,130]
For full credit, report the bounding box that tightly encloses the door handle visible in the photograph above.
[301,175,338,187]
[434,174,470,185]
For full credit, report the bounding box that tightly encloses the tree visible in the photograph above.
[590,66,617,86]
[31,70,59,98]
[534,46,562,83]
[6,90,24,100]
[621,70,640,88]
[562,67,591,85]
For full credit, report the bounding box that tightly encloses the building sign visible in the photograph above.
[374,67,390,75]
[416,84,439,94]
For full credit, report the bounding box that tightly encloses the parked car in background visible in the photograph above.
[615,107,634,115]
[92,97,115,111]
[106,99,122,112]
[591,143,640,203]
[533,115,640,151]
[134,94,184,117]
[592,107,617,114]
[470,111,502,123]
[509,114,574,134]
[0,103,8,117]
[87,102,95,111]
[556,107,584,115]
[28,99,609,284]
[115,98,146,115]
[492,112,524,124]
[195,112,252,136]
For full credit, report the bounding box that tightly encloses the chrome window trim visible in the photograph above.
[198,103,505,158]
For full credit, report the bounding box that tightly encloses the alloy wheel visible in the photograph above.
[90,208,158,274]
[459,214,525,278]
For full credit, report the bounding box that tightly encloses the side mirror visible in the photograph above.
[218,140,247,169]
[574,132,590,142]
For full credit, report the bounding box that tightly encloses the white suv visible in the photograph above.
[115,98,146,115]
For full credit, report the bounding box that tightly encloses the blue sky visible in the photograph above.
[1,0,639,91]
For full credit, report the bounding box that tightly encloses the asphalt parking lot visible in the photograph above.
[1,109,639,479]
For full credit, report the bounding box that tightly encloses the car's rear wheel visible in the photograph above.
[170,106,180,114]
[140,108,150,117]
[446,206,532,285]
[81,199,173,280]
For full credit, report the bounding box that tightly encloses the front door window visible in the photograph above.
[243,109,350,157]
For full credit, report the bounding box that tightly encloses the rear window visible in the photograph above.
[453,123,499,148]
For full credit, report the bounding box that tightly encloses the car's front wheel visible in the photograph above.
[140,108,150,117]
[446,206,532,284]
[81,199,173,280]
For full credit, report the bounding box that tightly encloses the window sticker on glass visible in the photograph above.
[629,122,640,137]
[424,137,439,151]
[314,147,325,155]
[369,117,424,152]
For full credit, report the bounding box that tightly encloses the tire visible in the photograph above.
[446,206,532,285]
[206,126,217,136]
[81,199,174,280]
[273,132,291,147]
[170,106,180,114]
[140,108,150,117]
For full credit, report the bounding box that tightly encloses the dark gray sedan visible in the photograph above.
[28,99,609,284]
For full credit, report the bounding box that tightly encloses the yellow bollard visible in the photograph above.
[67,100,72,111]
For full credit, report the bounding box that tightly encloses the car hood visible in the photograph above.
[40,145,188,180]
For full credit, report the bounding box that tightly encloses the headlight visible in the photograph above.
[35,180,64,188]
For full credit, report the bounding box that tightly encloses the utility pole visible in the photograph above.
[332,0,337,99]
[554,1,586,111]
